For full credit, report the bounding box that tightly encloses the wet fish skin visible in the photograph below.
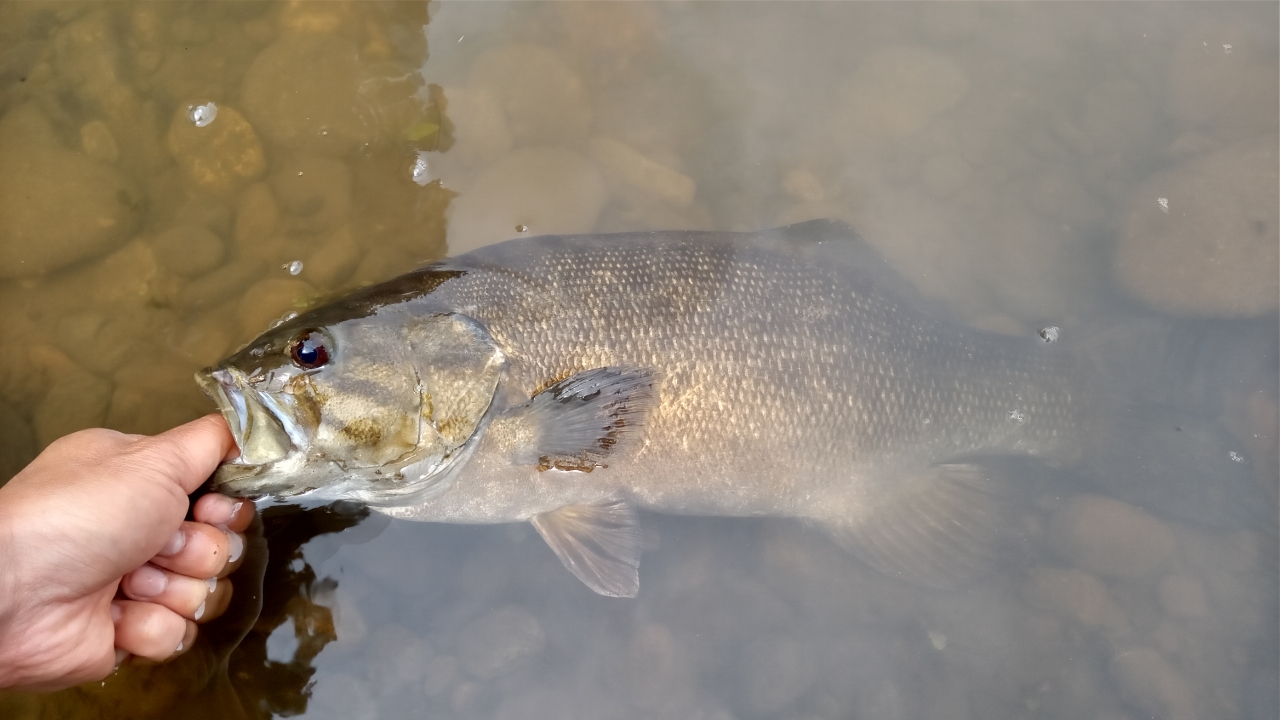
[199,220,1093,595]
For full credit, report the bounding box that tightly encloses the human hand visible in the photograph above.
[0,415,255,692]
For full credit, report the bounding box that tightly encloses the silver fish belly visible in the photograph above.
[200,220,1090,596]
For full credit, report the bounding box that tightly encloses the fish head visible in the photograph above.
[197,304,505,505]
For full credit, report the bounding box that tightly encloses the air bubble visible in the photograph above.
[1008,409,1025,423]
[515,224,529,233]
[284,260,304,276]
[188,102,217,127]
[1039,326,1060,343]
[411,149,432,186]
[1228,451,1245,464]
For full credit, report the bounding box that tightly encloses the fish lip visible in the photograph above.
[196,367,249,457]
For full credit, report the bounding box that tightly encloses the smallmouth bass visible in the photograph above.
[197,220,1261,596]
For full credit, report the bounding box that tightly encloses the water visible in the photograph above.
[0,2,1276,719]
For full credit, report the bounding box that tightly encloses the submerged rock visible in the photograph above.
[1048,494,1176,580]
[1115,136,1278,317]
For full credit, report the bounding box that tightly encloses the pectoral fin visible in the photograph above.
[825,462,1022,587]
[531,498,641,597]
[504,366,657,471]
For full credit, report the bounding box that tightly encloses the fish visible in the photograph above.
[196,219,1267,596]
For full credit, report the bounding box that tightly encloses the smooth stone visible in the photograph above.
[457,605,546,680]
[365,624,431,694]
[54,312,152,376]
[32,356,113,449]
[304,226,361,289]
[836,45,970,144]
[152,224,226,278]
[436,85,514,169]
[240,34,362,157]
[106,358,210,436]
[1157,575,1209,620]
[1166,23,1279,141]
[1048,494,1176,580]
[237,279,317,337]
[1115,136,1278,317]
[468,44,593,147]
[79,120,119,163]
[1022,566,1129,635]
[588,137,695,208]
[1109,647,1197,720]
[737,635,815,715]
[0,143,142,278]
[166,102,265,199]
[234,182,280,248]
[269,156,353,234]
[178,260,267,312]
[446,146,607,255]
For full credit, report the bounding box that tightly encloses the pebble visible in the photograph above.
[152,224,226,278]
[782,169,826,203]
[588,137,696,208]
[240,34,363,157]
[79,120,120,163]
[178,260,267,312]
[269,156,353,234]
[1022,566,1129,635]
[836,45,970,144]
[234,182,280,248]
[457,604,546,680]
[1157,575,1210,620]
[446,147,607,255]
[365,623,431,694]
[106,358,211,435]
[0,140,143,279]
[422,654,459,697]
[304,226,361,289]
[237,279,317,337]
[1109,647,1197,720]
[31,355,113,448]
[737,635,815,715]
[351,244,415,287]
[166,102,265,199]
[435,85,513,170]
[54,312,152,376]
[1114,136,1278,317]
[166,311,234,368]
[1166,23,1280,141]
[468,44,594,147]
[1048,494,1176,580]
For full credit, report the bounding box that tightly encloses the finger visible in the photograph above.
[192,493,256,533]
[135,415,238,496]
[121,565,228,622]
[150,522,235,578]
[112,600,189,662]
[197,579,234,624]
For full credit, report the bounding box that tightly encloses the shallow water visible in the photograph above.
[0,2,1276,719]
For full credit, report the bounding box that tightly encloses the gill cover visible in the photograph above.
[358,312,507,505]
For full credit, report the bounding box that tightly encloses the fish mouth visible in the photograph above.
[196,367,302,495]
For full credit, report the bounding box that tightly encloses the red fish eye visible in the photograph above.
[289,331,330,369]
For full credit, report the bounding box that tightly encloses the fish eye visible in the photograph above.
[289,330,331,369]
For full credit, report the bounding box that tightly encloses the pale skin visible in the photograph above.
[0,415,254,692]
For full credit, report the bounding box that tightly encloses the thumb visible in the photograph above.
[134,415,239,496]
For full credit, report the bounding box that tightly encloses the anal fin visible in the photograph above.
[825,462,1022,587]
[532,498,641,597]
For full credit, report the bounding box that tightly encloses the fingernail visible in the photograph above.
[111,603,122,623]
[129,565,168,598]
[193,601,206,621]
[226,532,243,564]
[206,577,218,594]
[157,529,186,557]
[174,640,184,654]
[206,494,239,525]
[114,648,129,670]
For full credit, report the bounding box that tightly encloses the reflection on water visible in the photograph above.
[0,2,1276,719]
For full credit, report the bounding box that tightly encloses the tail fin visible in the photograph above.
[1073,316,1278,530]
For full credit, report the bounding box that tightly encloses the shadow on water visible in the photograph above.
[21,503,385,720]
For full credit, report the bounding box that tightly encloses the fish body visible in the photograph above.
[199,220,1240,595]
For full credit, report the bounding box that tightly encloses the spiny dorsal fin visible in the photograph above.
[510,366,657,471]
[532,498,641,597]
[824,462,1022,587]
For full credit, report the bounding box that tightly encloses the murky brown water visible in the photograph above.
[0,2,1276,719]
